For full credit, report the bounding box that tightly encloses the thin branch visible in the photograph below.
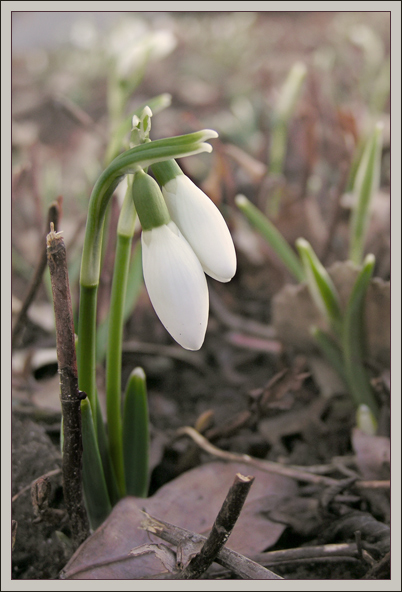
[140,511,283,580]
[177,427,391,493]
[46,224,90,548]
[12,198,61,346]
[176,473,254,579]
[176,426,339,486]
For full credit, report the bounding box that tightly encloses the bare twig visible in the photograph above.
[353,480,390,490]
[140,511,283,580]
[177,427,391,493]
[12,198,61,346]
[61,539,362,580]
[176,473,254,579]
[46,224,90,547]
[207,542,363,577]
[176,426,339,487]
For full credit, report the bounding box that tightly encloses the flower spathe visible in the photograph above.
[141,221,209,351]
[161,174,237,282]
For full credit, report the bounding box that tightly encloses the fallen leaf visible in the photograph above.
[61,461,298,579]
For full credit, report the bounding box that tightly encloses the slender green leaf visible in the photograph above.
[296,238,343,338]
[349,122,383,265]
[95,399,121,507]
[342,254,379,419]
[81,399,112,530]
[123,368,150,498]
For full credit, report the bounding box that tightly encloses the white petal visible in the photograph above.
[141,223,209,351]
[162,176,237,282]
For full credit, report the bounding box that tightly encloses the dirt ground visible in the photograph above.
[11,11,391,581]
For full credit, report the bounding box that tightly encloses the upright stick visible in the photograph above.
[47,224,90,547]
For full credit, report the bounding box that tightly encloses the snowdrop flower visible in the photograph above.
[151,160,237,282]
[142,222,209,350]
[132,170,209,350]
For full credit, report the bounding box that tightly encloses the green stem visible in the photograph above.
[105,238,131,496]
[105,185,137,497]
[77,284,98,418]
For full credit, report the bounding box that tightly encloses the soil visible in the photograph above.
[11,10,391,581]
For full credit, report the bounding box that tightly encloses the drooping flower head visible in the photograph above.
[131,170,209,350]
[131,152,236,351]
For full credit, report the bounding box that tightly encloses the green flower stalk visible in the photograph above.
[105,180,137,497]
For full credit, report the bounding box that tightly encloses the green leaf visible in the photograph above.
[81,399,112,530]
[123,368,150,498]
[349,122,383,265]
[296,238,343,337]
[342,254,379,419]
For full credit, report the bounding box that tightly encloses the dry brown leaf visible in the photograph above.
[62,460,298,579]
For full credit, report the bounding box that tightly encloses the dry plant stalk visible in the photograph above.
[47,224,90,547]
[176,473,255,579]
[140,510,282,580]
